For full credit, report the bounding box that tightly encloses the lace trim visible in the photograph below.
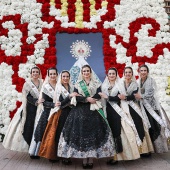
[109,84,119,97]
[43,84,54,99]
[139,77,158,110]
[75,80,100,97]
[58,132,115,158]
[125,81,138,96]
[61,86,70,99]
[27,81,40,98]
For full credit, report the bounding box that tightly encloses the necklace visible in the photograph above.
[62,84,70,92]
[49,82,56,90]
[124,80,131,91]
[140,77,147,88]
[31,79,39,89]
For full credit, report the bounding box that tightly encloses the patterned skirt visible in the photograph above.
[58,103,115,158]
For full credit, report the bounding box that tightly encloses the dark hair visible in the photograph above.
[124,66,133,75]
[61,70,70,77]
[81,65,92,73]
[31,66,40,75]
[139,64,149,73]
[107,67,118,76]
[47,67,58,76]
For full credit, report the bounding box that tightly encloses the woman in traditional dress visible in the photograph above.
[38,70,77,164]
[29,67,58,158]
[99,67,143,163]
[3,66,43,152]
[135,64,170,153]
[58,65,115,169]
[121,67,153,156]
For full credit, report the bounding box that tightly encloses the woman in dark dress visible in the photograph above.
[3,66,43,152]
[58,65,115,169]
[38,70,77,164]
[29,67,58,157]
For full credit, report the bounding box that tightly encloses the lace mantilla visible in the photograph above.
[75,79,101,97]
[43,84,54,99]
[58,132,115,158]
[25,81,41,99]
[139,77,158,110]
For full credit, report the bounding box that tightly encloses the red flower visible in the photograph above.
[0,0,167,120]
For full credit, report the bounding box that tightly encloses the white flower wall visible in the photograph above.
[0,0,170,141]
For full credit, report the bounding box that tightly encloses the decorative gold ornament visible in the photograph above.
[166,76,170,96]
[167,137,170,144]
[138,145,143,154]
[50,0,108,28]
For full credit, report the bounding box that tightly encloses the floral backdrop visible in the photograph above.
[0,0,170,141]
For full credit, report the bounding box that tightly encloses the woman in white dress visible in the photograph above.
[3,66,43,152]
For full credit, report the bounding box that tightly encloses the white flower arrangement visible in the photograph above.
[0,0,170,139]
[0,63,19,141]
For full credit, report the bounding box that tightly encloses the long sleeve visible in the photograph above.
[92,86,102,99]
[42,92,55,108]
[27,93,38,106]
[74,87,87,103]
[108,92,120,102]
[59,95,71,109]
[126,88,138,101]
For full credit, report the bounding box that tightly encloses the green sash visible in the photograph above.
[79,80,109,126]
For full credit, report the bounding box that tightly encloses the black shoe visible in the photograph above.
[141,153,151,158]
[106,159,118,165]
[82,163,88,169]
[87,163,93,169]
[62,158,72,165]
[30,156,40,159]
[49,159,60,163]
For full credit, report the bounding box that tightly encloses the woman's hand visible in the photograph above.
[37,98,45,104]
[55,101,61,107]
[69,92,80,97]
[134,93,142,100]
[87,97,97,104]
[118,94,126,100]
[98,92,108,99]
